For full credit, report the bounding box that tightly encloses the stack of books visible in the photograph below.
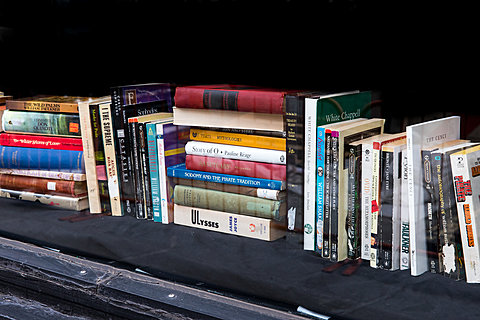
[0,96,92,211]
[169,85,291,241]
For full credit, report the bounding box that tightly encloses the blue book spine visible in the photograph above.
[146,123,162,222]
[167,163,285,191]
[316,127,325,255]
[0,146,84,173]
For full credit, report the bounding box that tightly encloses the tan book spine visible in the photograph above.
[7,99,79,113]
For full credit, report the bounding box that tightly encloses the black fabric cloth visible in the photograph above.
[0,197,479,320]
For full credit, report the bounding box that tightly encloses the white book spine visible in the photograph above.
[406,128,420,275]
[450,150,480,282]
[0,169,86,181]
[361,142,373,260]
[303,98,317,250]
[185,141,286,165]
[0,188,89,211]
[400,149,410,270]
[78,101,101,213]
[173,204,285,241]
[99,103,122,216]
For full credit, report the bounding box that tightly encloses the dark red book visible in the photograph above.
[0,132,83,151]
[174,84,290,114]
[0,174,87,197]
[186,154,286,181]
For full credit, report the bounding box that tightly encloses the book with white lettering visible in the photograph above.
[450,144,480,283]
[407,116,460,276]
[185,141,286,165]
[173,204,286,241]
[400,149,410,270]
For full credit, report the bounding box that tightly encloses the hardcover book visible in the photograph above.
[173,204,286,241]
[0,174,86,198]
[174,84,291,114]
[2,110,81,137]
[0,133,82,151]
[0,188,88,211]
[5,95,93,113]
[407,116,460,276]
[0,169,85,181]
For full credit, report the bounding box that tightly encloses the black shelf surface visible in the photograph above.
[0,197,479,320]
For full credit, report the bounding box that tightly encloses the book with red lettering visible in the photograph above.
[174,84,291,114]
[185,155,286,181]
[0,132,82,151]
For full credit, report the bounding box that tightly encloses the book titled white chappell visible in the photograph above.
[173,204,286,241]
[185,141,286,165]
[406,116,460,276]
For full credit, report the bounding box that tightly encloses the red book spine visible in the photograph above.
[0,133,83,151]
[174,86,286,114]
[185,154,286,181]
[0,174,86,197]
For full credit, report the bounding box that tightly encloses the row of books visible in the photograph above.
[0,94,89,210]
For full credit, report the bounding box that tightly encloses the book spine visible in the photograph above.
[129,120,144,219]
[198,126,286,138]
[174,87,285,114]
[380,150,394,269]
[6,100,79,113]
[322,130,332,258]
[0,174,86,197]
[285,95,304,232]
[173,177,283,201]
[185,141,286,165]
[303,98,317,250]
[0,169,85,181]
[167,164,285,191]
[156,123,168,223]
[174,185,284,220]
[442,152,466,279]
[450,152,479,282]
[421,150,440,273]
[400,150,411,270]
[79,101,102,213]
[432,153,447,274]
[330,130,339,262]
[315,127,325,255]
[185,155,286,181]
[139,122,153,219]
[346,144,361,259]
[2,110,81,137]
[90,104,110,214]
[370,142,381,268]
[0,146,84,173]
[0,133,82,151]
[99,103,122,216]
[0,188,88,211]
[361,143,373,261]
[190,128,286,151]
[391,149,403,271]
[147,123,161,222]
[173,204,286,241]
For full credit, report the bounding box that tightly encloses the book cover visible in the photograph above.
[167,163,285,191]
[174,185,285,220]
[110,83,173,217]
[0,188,88,211]
[2,110,81,137]
[189,128,286,151]
[407,116,460,276]
[0,133,82,151]
[6,95,93,113]
[185,155,286,181]
[0,146,84,173]
[173,107,285,132]
[174,84,289,114]
[0,174,86,197]
[450,144,480,283]
[173,177,284,201]
[173,204,286,241]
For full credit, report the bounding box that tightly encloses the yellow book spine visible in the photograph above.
[190,129,286,151]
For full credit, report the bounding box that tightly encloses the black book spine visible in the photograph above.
[322,131,332,258]
[285,95,304,232]
[129,120,144,219]
[432,153,446,274]
[330,131,339,262]
[422,150,439,273]
[380,150,394,270]
[111,87,134,216]
[90,104,111,213]
[347,145,362,259]
[139,122,153,220]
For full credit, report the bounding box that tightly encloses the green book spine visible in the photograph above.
[2,110,81,137]
[174,185,284,220]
